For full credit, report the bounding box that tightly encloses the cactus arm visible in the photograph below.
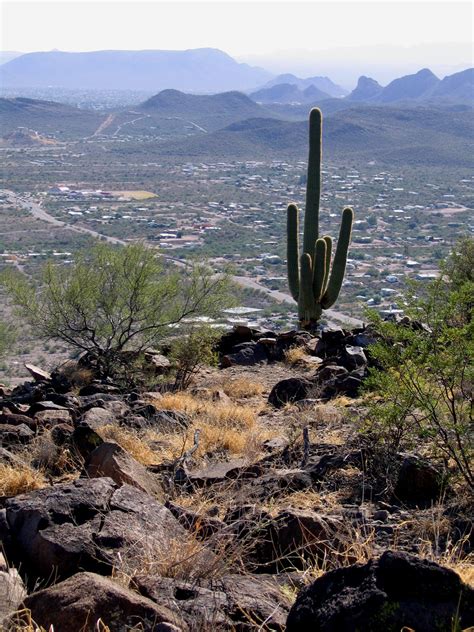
[298,253,314,322]
[287,203,300,301]
[302,108,322,255]
[322,235,333,296]
[321,207,354,309]
[312,238,327,303]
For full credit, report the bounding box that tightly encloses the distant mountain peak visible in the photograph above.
[377,67,440,103]
[347,76,383,102]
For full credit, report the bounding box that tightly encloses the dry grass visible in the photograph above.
[0,463,46,496]
[283,347,308,367]
[220,377,265,399]
[4,609,49,632]
[144,391,270,464]
[157,391,260,427]
[112,533,224,587]
[97,425,159,465]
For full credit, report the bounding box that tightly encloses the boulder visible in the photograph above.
[0,423,34,447]
[221,342,268,368]
[84,441,163,499]
[338,345,367,370]
[227,506,344,572]
[24,363,51,382]
[71,423,104,460]
[268,377,314,408]
[144,351,171,374]
[82,406,115,429]
[394,454,445,505]
[0,552,27,627]
[165,501,225,541]
[4,478,191,580]
[0,412,36,430]
[286,550,474,631]
[23,571,184,632]
[136,573,291,630]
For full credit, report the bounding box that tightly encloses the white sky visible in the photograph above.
[1,0,472,57]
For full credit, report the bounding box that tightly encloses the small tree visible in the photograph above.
[170,324,219,391]
[2,243,233,377]
[363,239,473,491]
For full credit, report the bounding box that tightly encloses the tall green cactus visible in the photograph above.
[287,108,354,329]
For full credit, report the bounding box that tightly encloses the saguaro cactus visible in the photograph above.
[287,108,354,329]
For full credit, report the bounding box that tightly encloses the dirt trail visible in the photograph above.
[92,113,116,137]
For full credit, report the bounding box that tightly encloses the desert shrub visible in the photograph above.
[169,324,219,390]
[2,242,233,379]
[362,239,473,490]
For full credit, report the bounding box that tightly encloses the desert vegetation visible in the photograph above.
[0,235,472,630]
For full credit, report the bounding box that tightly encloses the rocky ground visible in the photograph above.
[0,325,473,631]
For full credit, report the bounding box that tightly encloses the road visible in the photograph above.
[2,190,363,328]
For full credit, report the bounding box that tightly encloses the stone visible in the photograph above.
[373,509,390,522]
[24,363,51,382]
[144,351,171,373]
[4,478,194,581]
[0,423,34,447]
[34,409,73,426]
[228,506,344,572]
[71,423,104,460]
[136,573,291,631]
[286,550,474,631]
[84,441,163,499]
[221,342,268,368]
[82,406,115,429]
[247,469,313,501]
[165,501,225,541]
[0,552,27,627]
[394,454,445,505]
[23,571,184,632]
[268,377,314,408]
[187,458,258,487]
[339,345,367,370]
[0,412,36,430]
[50,423,75,446]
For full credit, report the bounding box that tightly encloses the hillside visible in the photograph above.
[0,48,272,92]
[158,105,474,167]
[1,321,472,629]
[430,67,474,103]
[0,128,59,147]
[0,97,102,138]
[137,89,279,131]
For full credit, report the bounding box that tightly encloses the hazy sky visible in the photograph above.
[1,0,472,84]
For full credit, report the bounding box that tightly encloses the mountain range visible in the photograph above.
[253,68,474,107]
[0,48,271,92]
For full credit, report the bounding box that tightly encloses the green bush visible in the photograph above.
[363,238,473,490]
[2,242,233,379]
[169,324,219,390]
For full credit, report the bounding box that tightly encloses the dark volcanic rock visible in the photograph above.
[286,550,474,631]
[227,505,344,572]
[84,441,163,498]
[24,571,183,632]
[394,454,445,505]
[70,423,104,460]
[221,341,269,367]
[0,423,34,447]
[137,573,291,630]
[268,377,314,408]
[4,478,190,581]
